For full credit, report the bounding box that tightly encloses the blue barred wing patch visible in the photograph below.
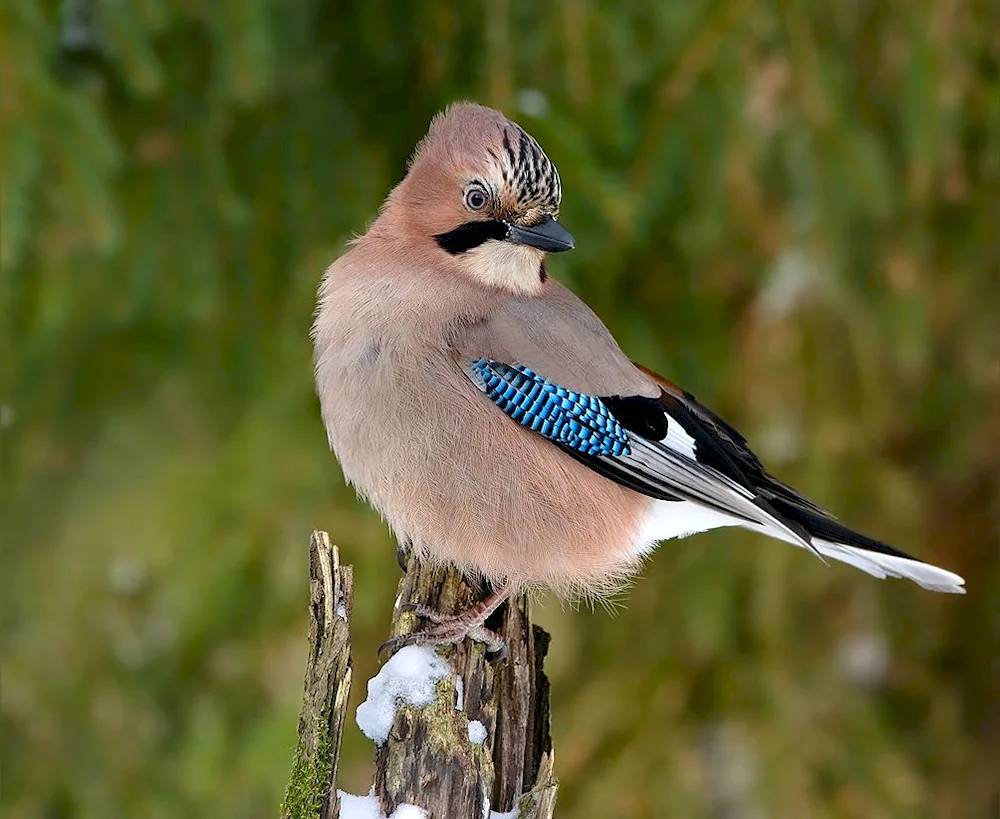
[470,359,631,457]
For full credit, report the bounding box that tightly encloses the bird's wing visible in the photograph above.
[454,283,965,594]
[628,361,831,517]
[457,281,807,538]
[626,362,960,591]
[464,357,818,552]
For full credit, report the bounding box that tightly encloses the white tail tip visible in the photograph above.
[814,539,966,594]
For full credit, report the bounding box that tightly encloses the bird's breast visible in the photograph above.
[314,334,652,596]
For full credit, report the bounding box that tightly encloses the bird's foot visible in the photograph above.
[379,587,510,661]
[379,621,507,660]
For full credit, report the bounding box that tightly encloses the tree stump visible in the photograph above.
[280,533,556,819]
[375,558,557,818]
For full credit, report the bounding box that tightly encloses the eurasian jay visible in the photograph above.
[312,103,965,652]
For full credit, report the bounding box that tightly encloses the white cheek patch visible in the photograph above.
[462,241,546,295]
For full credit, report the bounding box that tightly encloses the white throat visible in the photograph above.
[461,241,546,295]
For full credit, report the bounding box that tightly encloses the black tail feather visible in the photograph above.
[768,498,916,561]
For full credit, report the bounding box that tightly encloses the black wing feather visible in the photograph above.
[627,365,832,517]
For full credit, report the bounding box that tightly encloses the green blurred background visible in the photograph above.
[3,1,999,816]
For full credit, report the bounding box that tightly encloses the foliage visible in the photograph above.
[3,0,999,817]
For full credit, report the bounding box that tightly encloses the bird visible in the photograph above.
[312,102,965,652]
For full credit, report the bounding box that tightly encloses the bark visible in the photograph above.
[374,559,557,819]
[281,532,354,819]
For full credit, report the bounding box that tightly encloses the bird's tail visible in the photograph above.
[767,499,966,594]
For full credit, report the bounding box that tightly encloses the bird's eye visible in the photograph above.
[464,186,488,211]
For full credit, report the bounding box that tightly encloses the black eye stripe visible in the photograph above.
[434,219,508,254]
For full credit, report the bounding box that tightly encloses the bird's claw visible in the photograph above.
[378,620,507,662]
[381,587,511,662]
[377,634,408,661]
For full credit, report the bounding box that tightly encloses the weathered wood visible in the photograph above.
[281,534,555,818]
[374,559,557,818]
[281,532,354,819]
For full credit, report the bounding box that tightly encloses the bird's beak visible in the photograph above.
[506,215,575,253]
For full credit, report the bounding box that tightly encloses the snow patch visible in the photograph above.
[338,791,381,819]
[338,789,428,819]
[455,675,465,710]
[389,805,428,819]
[468,719,487,745]
[356,646,450,744]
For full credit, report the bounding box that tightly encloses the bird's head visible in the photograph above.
[380,102,574,295]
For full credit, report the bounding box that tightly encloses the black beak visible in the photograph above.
[506,215,575,253]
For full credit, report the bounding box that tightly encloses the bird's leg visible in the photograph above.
[380,586,511,659]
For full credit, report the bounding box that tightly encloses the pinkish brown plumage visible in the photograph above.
[312,196,654,599]
[312,102,964,651]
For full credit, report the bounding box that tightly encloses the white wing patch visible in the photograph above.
[664,416,697,459]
